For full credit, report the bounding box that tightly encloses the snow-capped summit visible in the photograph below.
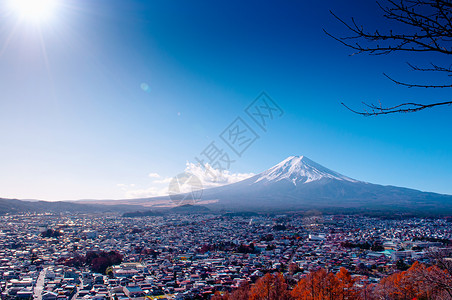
[255,155,357,185]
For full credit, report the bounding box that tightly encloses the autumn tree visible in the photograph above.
[372,261,452,299]
[41,228,62,238]
[289,263,301,275]
[230,282,251,300]
[291,267,359,300]
[407,261,452,298]
[63,250,123,274]
[212,291,230,300]
[427,247,452,274]
[374,269,419,299]
[326,0,452,116]
[335,267,359,299]
[249,273,291,300]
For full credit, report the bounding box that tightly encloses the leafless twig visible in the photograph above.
[326,0,452,115]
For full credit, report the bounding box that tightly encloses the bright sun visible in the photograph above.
[8,0,58,22]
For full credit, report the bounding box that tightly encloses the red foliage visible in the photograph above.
[214,262,452,300]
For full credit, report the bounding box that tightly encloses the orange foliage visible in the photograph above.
[215,262,452,300]
[249,273,291,300]
[212,291,229,300]
[373,261,452,299]
[291,267,358,300]
[230,281,251,300]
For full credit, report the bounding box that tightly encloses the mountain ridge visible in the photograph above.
[0,198,145,215]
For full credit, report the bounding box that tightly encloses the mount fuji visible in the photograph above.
[162,155,452,213]
[75,155,452,214]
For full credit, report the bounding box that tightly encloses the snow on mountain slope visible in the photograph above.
[254,156,358,185]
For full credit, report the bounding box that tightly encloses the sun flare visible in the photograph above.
[8,0,58,22]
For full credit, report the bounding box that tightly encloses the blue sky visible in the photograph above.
[0,0,451,200]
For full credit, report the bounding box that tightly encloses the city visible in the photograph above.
[1,212,451,299]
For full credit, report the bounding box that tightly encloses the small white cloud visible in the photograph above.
[148,172,160,178]
[153,177,172,184]
[184,162,254,189]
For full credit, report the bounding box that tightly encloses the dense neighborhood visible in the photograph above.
[1,212,451,299]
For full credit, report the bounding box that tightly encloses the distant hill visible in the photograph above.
[0,198,212,216]
[0,198,144,215]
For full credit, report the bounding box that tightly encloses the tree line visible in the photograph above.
[212,261,452,299]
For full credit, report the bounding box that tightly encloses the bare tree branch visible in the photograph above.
[341,100,452,116]
[326,0,452,115]
[383,73,452,87]
[407,62,452,75]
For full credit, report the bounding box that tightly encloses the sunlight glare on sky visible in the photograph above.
[7,0,59,23]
